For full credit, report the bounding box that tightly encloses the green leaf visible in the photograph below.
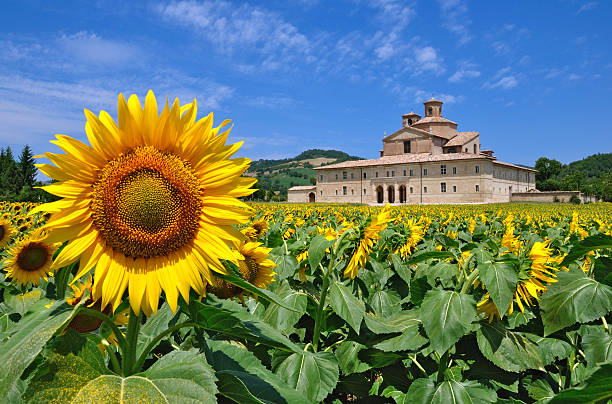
[406,251,455,265]
[580,327,612,367]
[374,323,427,352]
[522,375,555,403]
[328,281,365,334]
[272,254,299,281]
[420,289,476,354]
[215,269,299,312]
[136,303,176,359]
[335,341,370,375]
[549,362,612,403]
[507,310,536,328]
[53,262,75,299]
[308,235,334,271]
[426,262,460,288]
[391,254,411,286]
[262,280,307,334]
[410,276,431,306]
[4,289,42,315]
[406,378,497,403]
[193,297,302,353]
[476,250,518,317]
[540,268,612,335]
[364,309,420,333]
[560,234,612,266]
[369,290,400,317]
[273,350,339,403]
[358,349,404,368]
[0,299,78,399]
[477,322,547,372]
[205,338,308,404]
[26,350,217,403]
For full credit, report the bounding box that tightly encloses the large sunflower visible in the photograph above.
[3,229,60,285]
[32,91,256,316]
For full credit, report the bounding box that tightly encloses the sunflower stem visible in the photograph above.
[436,350,450,383]
[76,307,128,354]
[133,321,196,374]
[108,347,121,374]
[460,268,479,294]
[313,242,340,352]
[122,308,141,376]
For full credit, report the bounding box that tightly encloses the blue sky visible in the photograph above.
[1,0,610,169]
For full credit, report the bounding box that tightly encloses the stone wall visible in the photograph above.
[287,186,316,203]
[510,190,594,203]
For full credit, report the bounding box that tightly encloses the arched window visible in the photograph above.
[408,118,413,125]
[427,107,433,116]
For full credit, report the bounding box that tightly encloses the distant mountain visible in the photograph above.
[246,149,363,201]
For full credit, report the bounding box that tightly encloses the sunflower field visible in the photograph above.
[1,93,612,403]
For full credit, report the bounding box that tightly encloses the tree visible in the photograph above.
[0,147,20,199]
[18,145,37,189]
[535,157,562,184]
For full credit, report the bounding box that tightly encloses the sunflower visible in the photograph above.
[3,229,60,285]
[344,205,392,279]
[395,218,424,259]
[65,276,112,333]
[242,216,270,241]
[0,219,16,248]
[207,241,276,299]
[32,91,256,316]
[477,240,559,322]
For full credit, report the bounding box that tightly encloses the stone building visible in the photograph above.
[288,99,536,204]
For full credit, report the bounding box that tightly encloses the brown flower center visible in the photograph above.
[91,146,202,259]
[17,242,50,272]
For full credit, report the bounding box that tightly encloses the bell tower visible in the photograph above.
[424,98,443,117]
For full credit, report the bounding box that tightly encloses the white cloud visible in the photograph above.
[448,68,480,82]
[568,74,581,80]
[490,76,518,89]
[437,0,472,45]
[413,89,462,104]
[577,2,598,14]
[367,0,416,30]
[157,1,310,71]
[58,31,144,66]
[414,46,445,75]
[243,95,297,109]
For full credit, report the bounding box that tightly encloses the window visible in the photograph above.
[428,107,433,116]
[335,174,338,180]
[474,144,477,154]
[320,190,322,196]
[404,141,411,153]
[453,185,457,192]
[403,169,407,176]
[452,167,456,174]
[386,171,389,177]
[475,165,480,174]
[363,172,367,179]
[391,171,395,177]
[441,182,446,193]
[423,168,428,176]
[424,186,428,193]
[343,186,347,195]
[407,119,413,126]
[319,175,323,181]
[363,189,366,195]
[409,169,413,176]
[376,171,379,178]
[475,185,480,192]
[441,165,446,175]
[335,189,338,195]
[410,187,413,194]
[343,171,347,180]
[351,189,354,195]
[351,172,354,179]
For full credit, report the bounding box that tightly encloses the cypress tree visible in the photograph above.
[18,145,37,189]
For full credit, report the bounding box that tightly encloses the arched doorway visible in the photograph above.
[387,186,395,203]
[308,192,315,203]
[376,186,384,204]
[399,185,406,203]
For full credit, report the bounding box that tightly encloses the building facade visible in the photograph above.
[288,99,536,204]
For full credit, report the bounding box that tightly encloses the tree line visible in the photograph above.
[0,145,57,202]
[535,154,612,202]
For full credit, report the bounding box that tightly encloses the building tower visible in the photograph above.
[423,98,443,117]
[402,112,421,127]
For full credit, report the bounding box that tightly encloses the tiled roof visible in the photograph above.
[444,132,479,147]
[424,98,443,104]
[411,116,458,126]
[288,185,317,191]
[402,112,420,117]
[492,160,537,172]
[315,153,489,170]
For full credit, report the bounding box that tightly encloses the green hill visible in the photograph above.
[536,153,612,201]
[246,149,363,201]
